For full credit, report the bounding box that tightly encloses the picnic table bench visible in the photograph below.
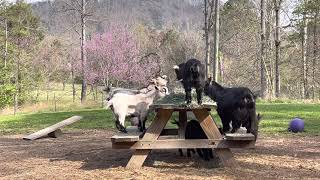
[111,103,256,168]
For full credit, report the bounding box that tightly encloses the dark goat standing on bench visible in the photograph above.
[174,120,213,161]
[174,59,206,105]
[204,78,259,137]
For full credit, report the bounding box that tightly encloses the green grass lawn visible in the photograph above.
[0,102,319,136]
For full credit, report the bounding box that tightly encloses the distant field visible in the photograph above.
[0,102,319,136]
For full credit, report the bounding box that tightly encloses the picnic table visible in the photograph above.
[111,103,256,168]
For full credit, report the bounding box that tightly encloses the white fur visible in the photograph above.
[173,65,179,70]
[106,87,169,129]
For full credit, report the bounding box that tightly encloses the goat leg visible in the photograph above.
[185,87,192,104]
[202,149,211,161]
[196,88,203,105]
[231,120,241,133]
[196,148,204,158]
[178,149,184,156]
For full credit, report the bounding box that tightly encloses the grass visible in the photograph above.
[0,83,319,136]
[0,102,319,136]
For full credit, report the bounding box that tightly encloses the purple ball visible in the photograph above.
[289,118,305,133]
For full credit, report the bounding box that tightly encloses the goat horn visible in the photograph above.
[173,65,179,70]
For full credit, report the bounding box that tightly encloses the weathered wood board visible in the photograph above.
[23,116,82,140]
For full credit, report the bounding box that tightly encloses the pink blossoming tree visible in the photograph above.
[86,25,160,87]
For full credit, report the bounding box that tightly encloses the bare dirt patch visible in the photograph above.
[0,130,319,179]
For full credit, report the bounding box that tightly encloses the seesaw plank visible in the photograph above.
[23,116,82,140]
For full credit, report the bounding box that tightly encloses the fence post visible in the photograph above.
[54,93,57,112]
[101,92,104,108]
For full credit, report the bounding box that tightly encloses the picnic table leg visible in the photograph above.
[178,110,187,139]
[126,109,173,168]
[192,109,238,167]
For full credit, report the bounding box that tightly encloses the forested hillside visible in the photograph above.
[1,0,319,113]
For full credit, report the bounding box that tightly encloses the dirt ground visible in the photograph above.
[0,130,319,180]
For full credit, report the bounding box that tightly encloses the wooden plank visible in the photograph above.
[111,135,140,143]
[150,103,216,110]
[192,109,222,139]
[178,110,187,139]
[125,149,150,169]
[225,133,255,141]
[112,139,255,149]
[23,116,82,140]
[126,109,173,168]
[140,109,173,141]
[192,109,237,167]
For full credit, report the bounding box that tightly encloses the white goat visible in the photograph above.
[105,86,169,132]
[105,75,168,100]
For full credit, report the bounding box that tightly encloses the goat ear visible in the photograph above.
[161,75,167,80]
[173,65,179,70]
[149,78,156,84]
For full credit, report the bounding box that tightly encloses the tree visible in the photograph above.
[301,0,309,99]
[0,1,43,112]
[86,25,160,87]
[260,0,267,98]
[59,0,91,103]
[274,0,282,97]
[213,0,220,82]
[203,0,215,79]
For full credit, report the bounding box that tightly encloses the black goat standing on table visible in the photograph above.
[173,119,213,161]
[204,78,259,138]
[174,59,206,105]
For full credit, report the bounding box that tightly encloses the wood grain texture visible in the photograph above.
[150,103,216,111]
[126,109,173,168]
[112,139,255,149]
[178,110,187,139]
[23,116,82,140]
[192,109,222,139]
[225,133,255,140]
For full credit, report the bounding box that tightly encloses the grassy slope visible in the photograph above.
[0,102,319,136]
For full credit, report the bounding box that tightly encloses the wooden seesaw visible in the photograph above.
[23,116,83,140]
[111,103,256,168]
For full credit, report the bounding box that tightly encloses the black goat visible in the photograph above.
[173,59,206,105]
[174,119,213,161]
[204,78,259,138]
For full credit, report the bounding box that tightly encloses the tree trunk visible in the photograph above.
[204,0,214,79]
[312,13,318,100]
[71,63,76,103]
[260,0,267,98]
[213,0,219,82]
[80,0,87,103]
[219,55,223,83]
[4,18,8,68]
[302,7,309,99]
[14,56,20,115]
[274,0,282,98]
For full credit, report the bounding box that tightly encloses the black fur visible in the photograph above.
[174,59,206,104]
[174,119,213,161]
[204,78,259,137]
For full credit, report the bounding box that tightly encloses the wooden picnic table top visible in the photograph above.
[150,103,217,110]
[111,104,255,168]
